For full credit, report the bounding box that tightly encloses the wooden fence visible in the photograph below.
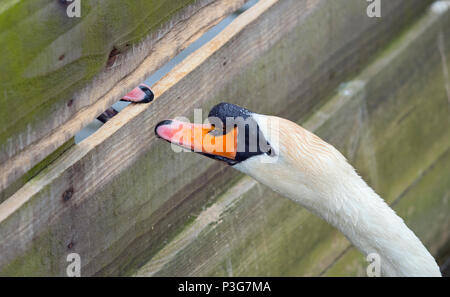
[0,0,449,276]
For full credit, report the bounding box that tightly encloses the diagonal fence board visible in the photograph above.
[135,5,450,276]
[0,0,436,276]
[0,0,248,196]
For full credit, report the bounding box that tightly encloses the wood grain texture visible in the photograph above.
[0,138,74,204]
[0,0,247,195]
[0,0,436,276]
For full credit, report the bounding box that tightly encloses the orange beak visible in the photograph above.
[155,120,238,161]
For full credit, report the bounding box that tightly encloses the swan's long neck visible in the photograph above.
[310,169,441,277]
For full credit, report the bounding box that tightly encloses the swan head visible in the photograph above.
[155,102,347,202]
[155,102,274,165]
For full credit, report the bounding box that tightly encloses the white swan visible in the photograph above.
[155,102,441,277]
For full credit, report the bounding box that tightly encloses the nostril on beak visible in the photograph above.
[155,120,173,137]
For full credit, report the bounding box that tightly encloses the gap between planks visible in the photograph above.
[0,0,249,197]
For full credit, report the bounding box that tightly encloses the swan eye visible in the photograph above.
[266,147,275,157]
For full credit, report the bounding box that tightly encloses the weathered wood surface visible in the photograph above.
[0,138,74,204]
[136,4,450,276]
[0,0,440,276]
[0,0,248,196]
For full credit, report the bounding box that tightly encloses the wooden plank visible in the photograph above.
[0,138,74,204]
[135,5,450,276]
[135,176,347,276]
[0,0,248,195]
[0,0,434,276]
